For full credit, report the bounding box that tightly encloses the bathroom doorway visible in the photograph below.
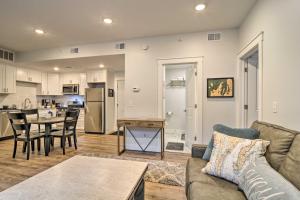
[164,63,197,153]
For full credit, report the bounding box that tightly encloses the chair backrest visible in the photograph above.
[63,110,80,132]
[21,109,39,118]
[7,112,30,138]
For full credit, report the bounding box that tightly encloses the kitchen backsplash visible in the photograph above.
[36,95,84,107]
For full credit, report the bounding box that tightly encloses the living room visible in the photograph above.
[0,0,299,200]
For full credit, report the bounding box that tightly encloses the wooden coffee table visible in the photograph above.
[0,156,148,200]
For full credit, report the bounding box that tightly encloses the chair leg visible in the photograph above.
[13,140,17,158]
[26,142,30,160]
[62,137,66,155]
[22,142,27,153]
[37,138,41,152]
[51,137,54,147]
[60,138,63,148]
[73,134,77,150]
[31,140,35,152]
[68,136,72,147]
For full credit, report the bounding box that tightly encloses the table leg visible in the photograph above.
[117,126,120,155]
[123,126,125,153]
[45,124,51,156]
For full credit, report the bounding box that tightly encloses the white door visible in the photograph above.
[244,54,259,127]
[185,65,197,149]
[117,80,125,119]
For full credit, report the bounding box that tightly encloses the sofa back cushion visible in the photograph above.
[251,121,298,171]
[279,134,300,190]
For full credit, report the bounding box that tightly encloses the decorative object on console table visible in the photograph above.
[207,77,234,98]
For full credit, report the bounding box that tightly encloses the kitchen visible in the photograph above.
[0,54,125,140]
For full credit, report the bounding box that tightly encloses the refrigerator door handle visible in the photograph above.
[101,102,105,133]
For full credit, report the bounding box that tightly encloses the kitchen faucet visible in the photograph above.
[24,98,32,109]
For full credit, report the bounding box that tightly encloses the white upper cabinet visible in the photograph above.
[0,63,16,94]
[61,73,79,84]
[79,73,88,95]
[87,69,107,83]
[38,72,48,95]
[47,73,61,95]
[16,67,41,83]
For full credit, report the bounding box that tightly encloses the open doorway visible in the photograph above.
[163,63,198,153]
[237,32,263,128]
[244,51,259,127]
[116,80,125,119]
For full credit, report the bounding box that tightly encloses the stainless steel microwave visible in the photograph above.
[62,84,79,95]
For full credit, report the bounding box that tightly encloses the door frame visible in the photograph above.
[157,57,203,144]
[236,32,264,128]
[114,78,125,130]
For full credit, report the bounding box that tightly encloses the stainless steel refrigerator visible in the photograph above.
[85,88,105,133]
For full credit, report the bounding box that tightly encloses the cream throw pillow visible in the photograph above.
[202,132,270,184]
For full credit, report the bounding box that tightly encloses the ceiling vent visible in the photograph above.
[70,47,79,54]
[0,48,14,62]
[208,33,221,41]
[115,43,125,50]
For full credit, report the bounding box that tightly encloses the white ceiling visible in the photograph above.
[0,0,257,52]
[22,54,125,73]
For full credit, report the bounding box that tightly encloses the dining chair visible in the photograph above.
[8,112,45,160]
[50,110,79,155]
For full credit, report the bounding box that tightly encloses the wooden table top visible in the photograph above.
[28,117,65,124]
[0,156,148,200]
[117,118,165,122]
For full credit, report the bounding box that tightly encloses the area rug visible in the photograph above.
[80,153,186,187]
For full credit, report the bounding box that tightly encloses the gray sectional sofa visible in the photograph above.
[186,121,300,200]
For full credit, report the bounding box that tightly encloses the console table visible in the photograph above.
[117,118,165,159]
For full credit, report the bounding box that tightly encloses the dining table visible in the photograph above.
[28,117,65,156]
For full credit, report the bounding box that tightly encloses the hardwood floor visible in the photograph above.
[0,133,189,200]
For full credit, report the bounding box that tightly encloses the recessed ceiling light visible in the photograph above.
[35,29,44,35]
[195,3,206,11]
[53,67,59,71]
[99,64,105,68]
[103,18,113,24]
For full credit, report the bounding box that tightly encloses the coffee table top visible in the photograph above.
[0,156,148,200]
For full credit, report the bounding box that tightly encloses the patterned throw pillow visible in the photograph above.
[202,132,270,184]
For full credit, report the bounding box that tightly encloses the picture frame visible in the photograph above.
[207,77,234,98]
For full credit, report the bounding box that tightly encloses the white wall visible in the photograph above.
[239,0,300,130]
[165,67,186,130]
[0,82,37,108]
[17,29,239,144]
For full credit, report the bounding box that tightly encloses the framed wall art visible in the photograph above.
[207,77,234,98]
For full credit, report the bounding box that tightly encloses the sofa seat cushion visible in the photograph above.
[279,134,300,190]
[186,158,238,191]
[251,121,299,170]
[188,182,246,200]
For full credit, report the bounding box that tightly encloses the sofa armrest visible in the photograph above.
[191,144,207,158]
